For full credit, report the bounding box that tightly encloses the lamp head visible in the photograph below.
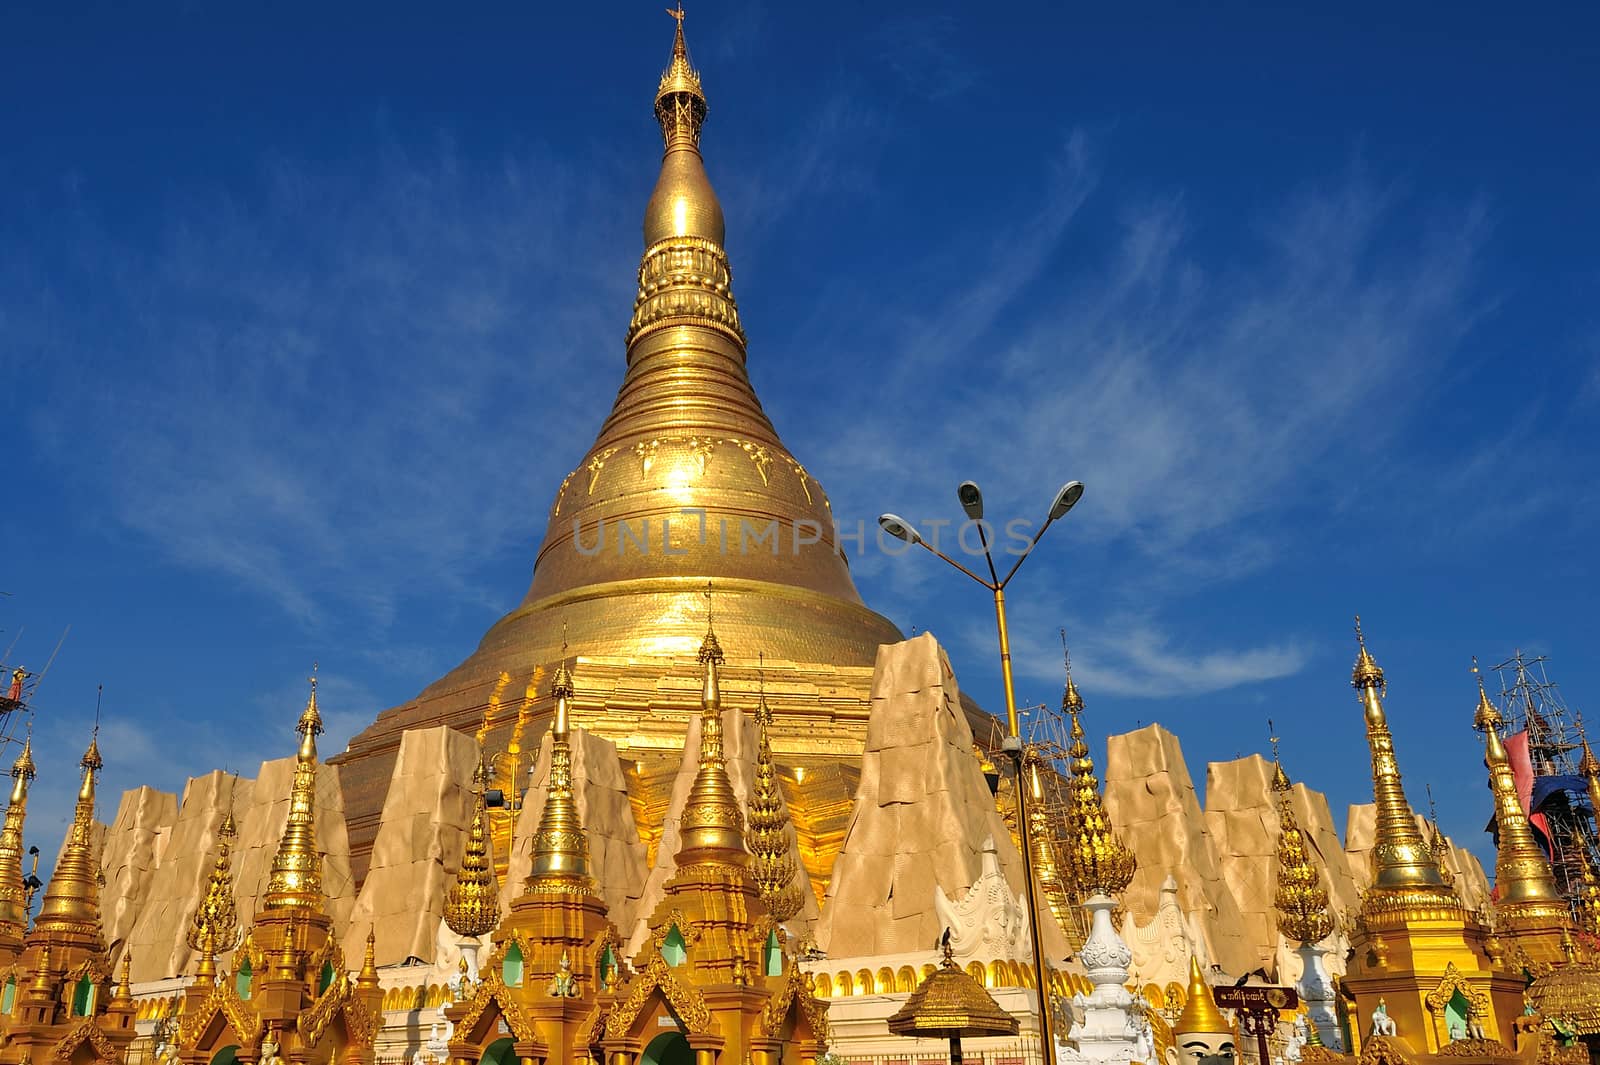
[877,514,922,545]
[1049,481,1085,520]
[957,480,984,521]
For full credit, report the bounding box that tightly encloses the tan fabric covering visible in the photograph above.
[343,725,478,966]
[121,770,255,982]
[1102,724,1255,975]
[816,633,1068,960]
[97,785,178,959]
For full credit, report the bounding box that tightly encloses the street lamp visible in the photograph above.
[878,479,1084,1065]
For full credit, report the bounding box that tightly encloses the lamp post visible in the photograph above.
[879,479,1085,1065]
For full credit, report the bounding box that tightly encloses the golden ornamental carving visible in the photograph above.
[298,972,358,1050]
[604,950,713,1041]
[786,460,813,504]
[50,1018,119,1062]
[1059,675,1136,896]
[1358,1035,1418,1065]
[1435,1039,1508,1057]
[454,969,542,1046]
[582,1003,611,1053]
[758,959,829,1045]
[1423,962,1492,1017]
[649,909,702,952]
[634,440,662,475]
[1271,747,1334,945]
[181,978,262,1051]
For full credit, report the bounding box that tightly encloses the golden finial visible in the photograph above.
[526,633,592,892]
[1060,629,1084,711]
[655,2,706,148]
[358,927,380,990]
[1578,713,1600,778]
[113,952,133,1004]
[1269,719,1291,794]
[1471,657,1503,732]
[1351,615,1385,690]
[1347,620,1451,904]
[1173,956,1231,1036]
[749,652,802,921]
[1057,658,1135,896]
[32,722,105,940]
[676,590,745,866]
[186,795,241,956]
[1475,664,1565,919]
[443,755,501,937]
[1425,784,1455,889]
[263,670,326,912]
[1270,745,1333,946]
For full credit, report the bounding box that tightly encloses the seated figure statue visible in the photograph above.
[1371,1000,1397,1039]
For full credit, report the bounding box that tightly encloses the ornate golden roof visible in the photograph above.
[748,663,802,922]
[186,803,239,955]
[0,735,36,937]
[526,651,593,893]
[1348,619,1456,911]
[263,674,325,912]
[887,938,1018,1039]
[1473,665,1568,926]
[444,746,502,938]
[1059,674,1135,896]
[1526,960,1600,1036]
[1173,956,1231,1036]
[32,729,104,942]
[676,607,747,867]
[1271,747,1334,946]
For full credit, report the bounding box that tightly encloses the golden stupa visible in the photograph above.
[331,13,915,889]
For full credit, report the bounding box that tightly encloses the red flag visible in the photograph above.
[1504,731,1552,844]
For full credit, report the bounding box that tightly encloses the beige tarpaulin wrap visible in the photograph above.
[509,723,652,937]
[97,784,177,961]
[121,770,254,983]
[1103,724,1255,976]
[343,725,478,966]
[816,633,1069,960]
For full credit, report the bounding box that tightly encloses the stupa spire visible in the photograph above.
[676,586,746,866]
[1270,727,1333,946]
[1349,618,1449,896]
[1174,956,1231,1035]
[748,654,801,921]
[33,723,104,941]
[1424,785,1455,888]
[0,729,37,941]
[186,780,240,959]
[527,637,593,892]
[1060,676,1135,896]
[1578,715,1600,831]
[263,668,325,912]
[1472,658,1567,922]
[444,743,501,938]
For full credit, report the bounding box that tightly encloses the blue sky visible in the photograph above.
[3,2,1598,877]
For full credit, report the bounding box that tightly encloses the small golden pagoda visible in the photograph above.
[0,734,36,969]
[446,652,621,1065]
[444,745,503,945]
[748,663,804,924]
[1580,730,1600,846]
[1273,742,1334,948]
[1060,675,1137,899]
[186,795,241,962]
[0,729,137,1064]
[1472,663,1573,965]
[598,612,828,1065]
[1341,622,1523,1055]
[175,675,383,1065]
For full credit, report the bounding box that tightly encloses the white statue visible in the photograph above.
[259,1033,285,1065]
[933,836,1030,961]
[1468,1014,1487,1041]
[1285,1015,1308,1064]
[1130,1009,1156,1064]
[1371,1000,1397,1038]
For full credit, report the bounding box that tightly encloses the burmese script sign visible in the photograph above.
[1214,986,1299,1011]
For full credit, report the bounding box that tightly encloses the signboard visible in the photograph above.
[1214,986,1298,1011]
